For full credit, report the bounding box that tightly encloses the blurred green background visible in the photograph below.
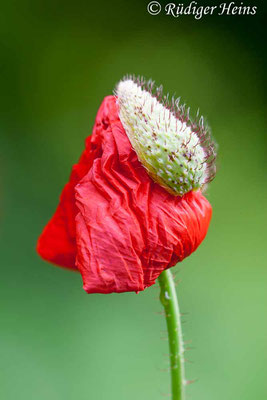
[1,1,267,399]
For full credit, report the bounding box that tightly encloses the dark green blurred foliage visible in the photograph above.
[1,1,267,399]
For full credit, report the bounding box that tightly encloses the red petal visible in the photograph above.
[74,98,212,293]
[37,96,115,269]
[37,96,212,293]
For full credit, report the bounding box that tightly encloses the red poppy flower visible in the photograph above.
[37,78,215,294]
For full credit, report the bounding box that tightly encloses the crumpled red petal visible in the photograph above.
[37,96,212,293]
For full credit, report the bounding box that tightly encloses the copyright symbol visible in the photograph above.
[147,1,161,15]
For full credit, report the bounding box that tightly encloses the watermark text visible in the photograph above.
[147,1,257,19]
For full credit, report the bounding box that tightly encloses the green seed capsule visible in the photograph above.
[116,77,216,196]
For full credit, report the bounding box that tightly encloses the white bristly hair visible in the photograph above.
[115,77,216,196]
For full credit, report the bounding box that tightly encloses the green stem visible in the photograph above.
[158,269,185,400]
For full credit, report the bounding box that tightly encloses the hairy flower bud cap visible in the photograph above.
[116,77,216,196]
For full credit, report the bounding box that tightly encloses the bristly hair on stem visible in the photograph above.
[115,75,217,196]
[158,269,186,400]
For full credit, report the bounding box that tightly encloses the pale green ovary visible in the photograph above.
[117,80,207,196]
